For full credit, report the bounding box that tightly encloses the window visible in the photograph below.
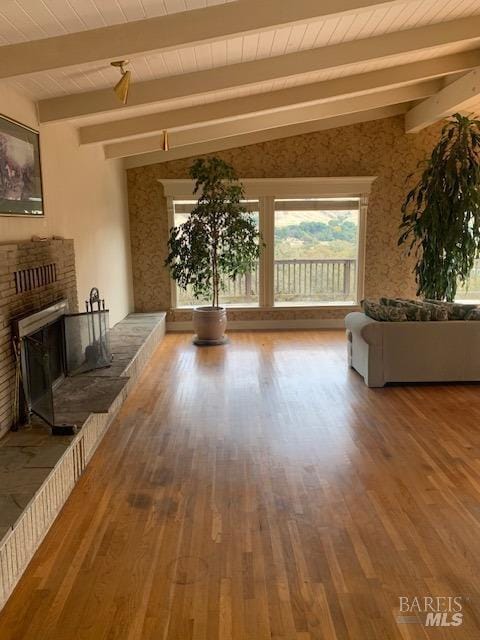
[163,178,372,310]
[456,260,480,302]
[173,199,259,307]
[274,198,359,305]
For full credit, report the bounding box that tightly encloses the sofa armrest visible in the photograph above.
[345,312,384,386]
[345,312,382,346]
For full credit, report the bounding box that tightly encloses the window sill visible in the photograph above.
[455,298,480,303]
[273,301,358,309]
[173,303,360,311]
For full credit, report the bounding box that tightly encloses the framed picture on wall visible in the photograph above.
[0,114,43,216]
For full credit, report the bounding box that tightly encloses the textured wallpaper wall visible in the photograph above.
[126,115,442,322]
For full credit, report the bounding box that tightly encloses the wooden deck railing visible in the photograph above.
[273,258,356,301]
[177,256,480,305]
[178,258,357,305]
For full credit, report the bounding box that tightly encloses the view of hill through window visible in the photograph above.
[274,204,358,304]
[274,211,357,259]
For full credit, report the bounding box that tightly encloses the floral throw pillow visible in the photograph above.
[379,297,431,321]
[420,301,449,321]
[363,299,407,322]
[425,300,478,320]
[465,308,480,320]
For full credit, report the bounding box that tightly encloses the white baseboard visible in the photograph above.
[167,318,345,332]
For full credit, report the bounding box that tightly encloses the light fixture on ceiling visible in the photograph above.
[110,60,131,104]
[162,130,169,152]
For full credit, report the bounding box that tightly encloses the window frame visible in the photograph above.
[160,177,376,310]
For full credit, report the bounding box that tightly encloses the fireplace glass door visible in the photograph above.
[24,334,55,426]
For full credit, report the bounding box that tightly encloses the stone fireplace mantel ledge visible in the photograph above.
[0,312,166,611]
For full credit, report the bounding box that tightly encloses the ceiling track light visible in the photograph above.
[111,60,131,105]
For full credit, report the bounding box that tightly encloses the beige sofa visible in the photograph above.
[345,311,480,387]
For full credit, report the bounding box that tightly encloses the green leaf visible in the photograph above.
[165,156,262,307]
[398,113,480,300]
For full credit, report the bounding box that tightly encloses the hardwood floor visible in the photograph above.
[1,330,480,639]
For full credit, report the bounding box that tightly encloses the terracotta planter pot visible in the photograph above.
[193,306,227,345]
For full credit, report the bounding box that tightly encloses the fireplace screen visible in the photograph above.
[64,310,111,376]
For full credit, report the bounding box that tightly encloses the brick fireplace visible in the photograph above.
[0,239,78,439]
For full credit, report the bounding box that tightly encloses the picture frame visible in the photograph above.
[0,114,44,217]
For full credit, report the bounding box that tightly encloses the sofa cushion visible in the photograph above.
[465,308,480,320]
[391,298,449,321]
[362,298,479,322]
[379,297,431,321]
[425,300,478,320]
[363,300,407,322]
[420,301,449,321]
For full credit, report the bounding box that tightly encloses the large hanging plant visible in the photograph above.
[165,156,261,307]
[398,113,480,301]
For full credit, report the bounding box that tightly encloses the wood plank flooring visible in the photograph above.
[1,330,480,639]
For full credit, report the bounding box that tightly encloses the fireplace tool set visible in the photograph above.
[83,287,111,371]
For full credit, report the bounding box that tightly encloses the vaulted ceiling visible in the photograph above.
[3,0,480,167]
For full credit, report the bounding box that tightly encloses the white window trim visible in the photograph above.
[160,177,377,199]
[160,176,377,310]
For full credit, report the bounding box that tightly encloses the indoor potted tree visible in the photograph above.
[399,113,480,301]
[165,156,261,344]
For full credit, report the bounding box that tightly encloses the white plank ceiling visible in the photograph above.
[2,0,480,162]
[4,0,480,101]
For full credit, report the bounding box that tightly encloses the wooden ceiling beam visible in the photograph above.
[104,82,440,160]
[406,67,480,132]
[121,105,409,168]
[0,0,412,80]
